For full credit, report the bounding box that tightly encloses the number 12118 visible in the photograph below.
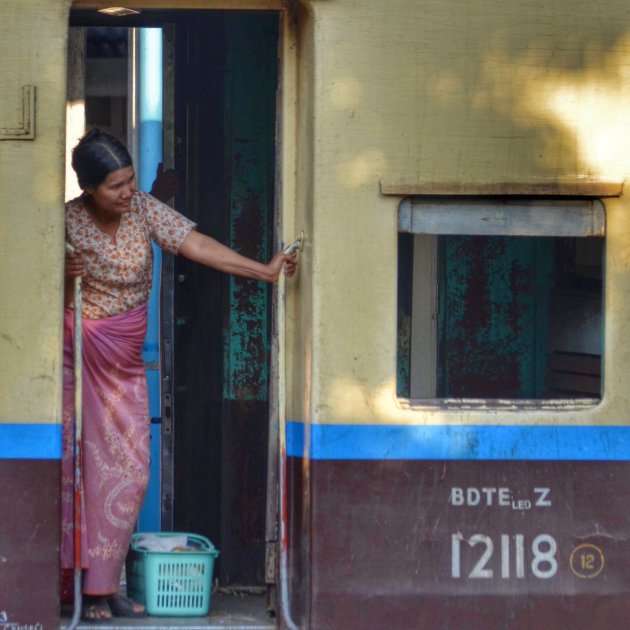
[451,533,558,579]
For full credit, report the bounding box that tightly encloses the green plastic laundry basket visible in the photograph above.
[126,532,219,616]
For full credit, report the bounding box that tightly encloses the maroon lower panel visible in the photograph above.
[302,460,630,629]
[0,460,60,628]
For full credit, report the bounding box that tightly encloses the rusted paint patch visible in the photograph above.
[439,236,552,398]
[226,188,269,399]
[223,14,277,401]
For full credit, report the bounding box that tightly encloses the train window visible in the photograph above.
[397,198,604,402]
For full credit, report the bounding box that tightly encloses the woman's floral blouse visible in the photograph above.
[66,191,196,319]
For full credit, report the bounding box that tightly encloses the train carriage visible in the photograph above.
[2,0,630,628]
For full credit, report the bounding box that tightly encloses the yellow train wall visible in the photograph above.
[0,2,71,624]
[286,0,630,427]
[1,0,629,442]
[0,0,70,430]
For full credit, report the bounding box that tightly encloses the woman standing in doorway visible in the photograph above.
[62,128,297,621]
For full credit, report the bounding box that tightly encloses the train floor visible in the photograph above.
[60,592,275,629]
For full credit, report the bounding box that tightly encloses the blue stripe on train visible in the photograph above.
[0,424,62,459]
[286,422,630,461]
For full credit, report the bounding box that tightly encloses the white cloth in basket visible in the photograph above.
[134,534,189,552]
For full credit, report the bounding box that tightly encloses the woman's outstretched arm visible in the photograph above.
[179,229,297,283]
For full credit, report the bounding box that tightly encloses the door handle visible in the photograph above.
[283,231,304,255]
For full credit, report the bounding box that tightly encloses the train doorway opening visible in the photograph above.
[67,8,282,624]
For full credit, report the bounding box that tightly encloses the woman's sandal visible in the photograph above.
[81,596,113,623]
[107,594,147,618]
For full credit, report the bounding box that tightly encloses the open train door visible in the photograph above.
[67,7,283,616]
[160,11,281,603]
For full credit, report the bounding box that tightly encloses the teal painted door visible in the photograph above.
[223,14,277,403]
[170,11,279,586]
[220,13,278,585]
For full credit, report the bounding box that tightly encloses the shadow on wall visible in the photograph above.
[471,32,630,180]
[320,5,630,185]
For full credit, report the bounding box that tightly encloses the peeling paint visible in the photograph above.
[223,16,277,402]
[438,236,553,398]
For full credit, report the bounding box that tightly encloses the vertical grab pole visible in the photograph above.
[278,235,303,630]
[66,243,83,630]
[277,265,295,629]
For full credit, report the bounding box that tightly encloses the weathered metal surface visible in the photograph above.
[0,460,60,627]
[220,13,278,585]
[220,400,270,585]
[438,236,553,398]
[168,11,278,588]
[171,10,237,576]
[303,458,630,629]
[223,13,277,402]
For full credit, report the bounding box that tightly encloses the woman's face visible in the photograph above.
[86,166,137,215]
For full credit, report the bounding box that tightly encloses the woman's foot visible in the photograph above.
[107,594,146,618]
[81,596,112,623]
